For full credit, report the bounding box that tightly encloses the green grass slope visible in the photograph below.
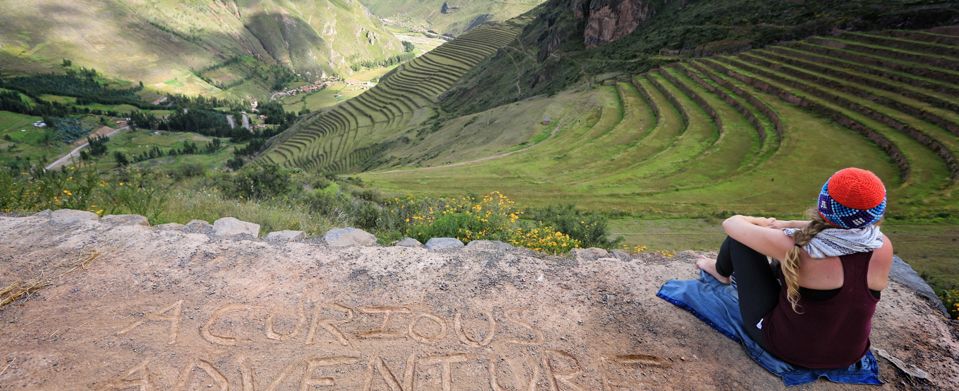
[0,0,403,98]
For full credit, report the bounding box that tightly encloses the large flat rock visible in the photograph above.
[0,214,956,390]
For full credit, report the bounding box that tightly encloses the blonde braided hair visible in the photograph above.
[781,209,831,314]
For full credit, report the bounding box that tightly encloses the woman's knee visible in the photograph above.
[725,236,763,256]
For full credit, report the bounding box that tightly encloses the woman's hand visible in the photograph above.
[769,220,811,229]
[722,215,796,261]
[742,215,777,227]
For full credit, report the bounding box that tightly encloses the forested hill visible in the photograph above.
[0,0,404,97]
[439,0,959,116]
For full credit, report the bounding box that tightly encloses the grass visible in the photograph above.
[0,110,73,166]
[80,129,241,171]
[154,187,334,236]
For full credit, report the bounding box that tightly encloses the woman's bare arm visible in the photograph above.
[722,215,796,261]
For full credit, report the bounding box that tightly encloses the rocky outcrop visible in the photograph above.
[0,211,956,390]
[579,0,657,48]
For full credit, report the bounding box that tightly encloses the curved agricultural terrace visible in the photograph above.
[258,23,523,172]
[360,28,959,219]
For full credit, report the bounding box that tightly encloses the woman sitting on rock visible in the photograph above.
[696,167,893,369]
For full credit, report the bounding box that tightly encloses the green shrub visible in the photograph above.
[169,163,206,180]
[943,289,959,319]
[0,166,100,212]
[524,204,622,248]
[220,164,293,200]
[103,169,169,221]
[509,226,580,254]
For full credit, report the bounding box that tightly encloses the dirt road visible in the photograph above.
[44,126,130,171]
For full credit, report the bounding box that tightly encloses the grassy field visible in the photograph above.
[79,129,241,171]
[0,111,72,167]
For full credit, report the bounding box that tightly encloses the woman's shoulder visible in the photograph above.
[874,234,894,259]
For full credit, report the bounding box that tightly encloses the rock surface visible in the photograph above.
[156,223,186,231]
[573,247,610,261]
[465,240,514,252]
[425,237,465,250]
[892,256,949,315]
[50,209,98,224]
[265,230,306,242]
[324,227,377,247]
[184,219,213,234]
[394,237,423,247]
[0,213,956,390]
[101,214,150,226]
[212,217,260,238]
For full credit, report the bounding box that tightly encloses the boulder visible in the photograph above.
[573,247,609,261]
[101,214,149,226]
[50,209,98,224]
[184,220,213,234]
[395,237,423,247]
[324,227,377,247]
[425,237,465,250]
[891,256,949,315]
[266,230,306,242]
[212,217,260,238]
[156,223,186,231]
[465,240,514,251]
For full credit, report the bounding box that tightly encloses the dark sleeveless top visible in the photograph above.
[761,251,880,369]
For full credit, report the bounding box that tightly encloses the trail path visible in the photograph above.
[44,126,130,171]
[0,211,955,389]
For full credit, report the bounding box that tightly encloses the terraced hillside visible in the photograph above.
[258,22,524,172]
[361,28,959,220]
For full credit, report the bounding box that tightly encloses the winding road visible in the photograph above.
[44,126,130,171]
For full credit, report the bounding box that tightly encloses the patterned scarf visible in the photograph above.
[783,225,884,258]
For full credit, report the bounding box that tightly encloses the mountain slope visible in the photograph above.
[360,0,545,35]
[439,0,959,116]
[0,0,403,97]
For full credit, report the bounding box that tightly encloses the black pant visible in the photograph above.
[715,236,780,348]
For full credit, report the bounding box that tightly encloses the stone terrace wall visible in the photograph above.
[0,211,956,390]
